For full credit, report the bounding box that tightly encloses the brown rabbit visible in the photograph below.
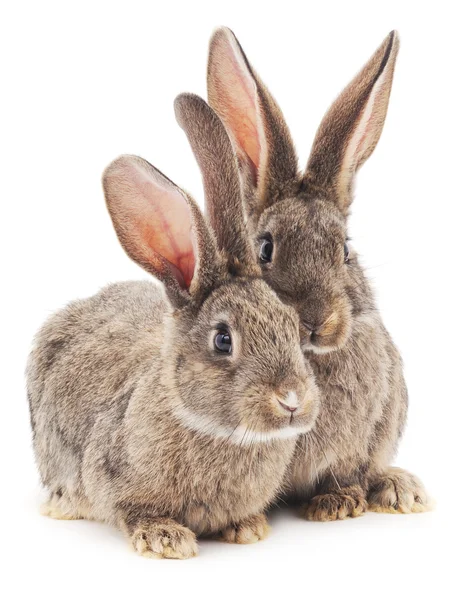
[198,27,430,520]
[26,98,319,559]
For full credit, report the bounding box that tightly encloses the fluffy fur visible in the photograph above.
[202,27,430,519]
[26,103,320,559]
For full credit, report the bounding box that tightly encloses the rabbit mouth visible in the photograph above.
[172,402,315,445]
[303,341,340,355]
[301,332,350,355]
[301,331,347,354]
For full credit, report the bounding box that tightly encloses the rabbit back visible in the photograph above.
[27,281,168,502]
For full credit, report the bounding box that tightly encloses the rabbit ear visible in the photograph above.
[175,93,259,274]
[207,27,298,218]
[304,31,400,214]
[103,155,221,307]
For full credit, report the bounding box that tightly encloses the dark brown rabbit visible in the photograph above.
[26,98,320,559]
[194,27,431,519]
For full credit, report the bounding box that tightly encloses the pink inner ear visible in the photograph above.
[211,32,262,170]
[137,178,196,289]
[114,160,197,289]
[138,218,195,289]
[344,63,390,175]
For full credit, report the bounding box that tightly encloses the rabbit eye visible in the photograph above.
[214,329,232,354]
[344,242,350,263]
[259,238,274,263]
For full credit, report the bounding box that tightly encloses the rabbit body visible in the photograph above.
[27,99,319,558]
[288,302,406,504]
[202,28,430,519]
[27,280,298,536]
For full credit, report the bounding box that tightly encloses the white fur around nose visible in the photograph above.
[172,400,311,445]
[282,391,299,409]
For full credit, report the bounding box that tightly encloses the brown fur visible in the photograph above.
[204,27,430,519]
[26,108,321,558]
[302,484,367,522]
[216,513,270,544]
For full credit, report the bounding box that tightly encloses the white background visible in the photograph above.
[1,1,466,598]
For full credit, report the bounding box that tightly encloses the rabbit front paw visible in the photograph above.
[303,485,367,521]
[217,513,270,544]
[131,519,198,559]
[368,467,432,514]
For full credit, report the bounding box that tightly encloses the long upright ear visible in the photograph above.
[304,31,400,214]
[174,93,258,275]
[102,155,221,307]
[207,27,298,217]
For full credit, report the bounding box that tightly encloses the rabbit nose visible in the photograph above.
[302,320,320,340]
[277,391,299,413]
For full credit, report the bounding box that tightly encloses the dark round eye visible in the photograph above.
[344,242,350,263]
[259,238,274,263]
[214,330,232,354]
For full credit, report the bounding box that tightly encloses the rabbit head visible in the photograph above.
[103,97,318,443]
[207,28,399,354]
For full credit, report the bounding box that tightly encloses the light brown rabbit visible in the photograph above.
[26,99,319,559]
[200,27,431,520]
